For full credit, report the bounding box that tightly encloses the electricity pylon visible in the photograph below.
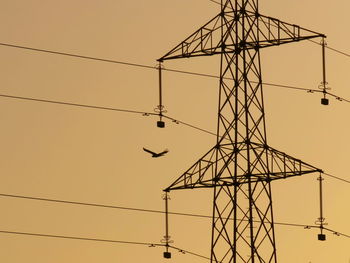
[158,1,325,262]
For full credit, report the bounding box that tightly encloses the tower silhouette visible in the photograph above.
[158,1,325,262]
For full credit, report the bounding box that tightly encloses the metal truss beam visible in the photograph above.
[158,8,325,62]
[165,143,322,191]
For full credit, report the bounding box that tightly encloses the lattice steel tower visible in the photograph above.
[158,1,325,262]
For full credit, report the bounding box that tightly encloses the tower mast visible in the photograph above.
[159,1,325,262]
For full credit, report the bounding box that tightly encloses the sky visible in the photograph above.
[0,0,349,262]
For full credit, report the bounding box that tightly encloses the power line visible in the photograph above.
[208,0,220,5]
[0,42,155,70]
[0,42,349,103]
[3,90,349,148]
[3,228,346,262]
[0,93,157,116]
[0,192,212,220]
[309,39,350,58]
[1,192,349,237]
[1,90,347,145]
[0,93,217,137]
[324,91,350,103]
[327,45,350,58]
[162,115,217,137]
[0,230,162,246]
[324,227,350,239]
[170,245,211,261]
[0,193,220,221]
[274,223,350,239]
[0,230,212,261]
[323,172,350,184]
[165,58,346,102]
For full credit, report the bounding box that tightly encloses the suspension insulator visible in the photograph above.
[320,38,330,106]
[155,62,166,128]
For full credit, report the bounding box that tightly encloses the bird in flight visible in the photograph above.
[143,148,169,158]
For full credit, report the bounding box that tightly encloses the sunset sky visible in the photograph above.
[0,0,349,262]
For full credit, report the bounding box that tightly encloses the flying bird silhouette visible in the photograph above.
[143,148,169,158]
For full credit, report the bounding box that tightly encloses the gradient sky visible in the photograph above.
[0,0,349,262]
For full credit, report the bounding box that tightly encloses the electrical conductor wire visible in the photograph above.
[1,192,349,237]
[0,230,212,261]
[323,172,350,184]
[0,42,155,70]
[0,93,217,137]
[0,93,157,116]
[0,230,213,261]
[0,230,162,247]
[0,42,349,103]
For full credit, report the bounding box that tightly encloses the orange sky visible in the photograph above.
[0,1,349,262]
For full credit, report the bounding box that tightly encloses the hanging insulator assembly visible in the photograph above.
[315,173,327,241]
[161,191,173,258]
[319,37,330,105]
[155,62,167,128]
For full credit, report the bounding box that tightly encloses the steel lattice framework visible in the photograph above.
[158,1,325,262]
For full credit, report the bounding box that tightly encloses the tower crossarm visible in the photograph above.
[165,143,323,191]
[158,11,325,62]
[255,12,325,47]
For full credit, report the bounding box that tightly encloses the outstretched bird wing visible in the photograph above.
[143,148,157,155]
[158,149,169,156]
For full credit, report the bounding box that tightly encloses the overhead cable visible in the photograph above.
[0,230,210,261]
[0,230,162,246]
[323,173,350,184]
[208,0,220,5]
[1,192,349,237]
[162,114,217,137]
[170,245,211,261]
[0,42,349,103]
[0,93,217,137]
[0,192,212,219]
[323,227,350,239]
[309,39,350,58]
[0,93,157,116]
[2,91,349,141]
[0,42,155,70]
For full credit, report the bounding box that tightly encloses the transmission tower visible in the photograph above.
[158,1,325,262]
